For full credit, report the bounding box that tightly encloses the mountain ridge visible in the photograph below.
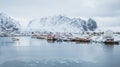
[0,12,20,34]
[28,15,98,33]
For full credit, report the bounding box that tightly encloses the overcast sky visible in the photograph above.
[0,0,120,28]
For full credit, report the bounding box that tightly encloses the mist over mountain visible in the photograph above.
[0,13,20,34]
[28,15,98,33]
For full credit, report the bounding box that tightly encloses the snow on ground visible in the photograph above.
[91,34,120,43]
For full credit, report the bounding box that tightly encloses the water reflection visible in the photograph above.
[0,37,120,67]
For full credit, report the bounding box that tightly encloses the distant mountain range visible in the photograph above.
[0,13,20,34]
[0,13,98,33]
[28,15,97,33]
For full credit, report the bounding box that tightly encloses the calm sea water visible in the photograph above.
[0,37,120,67]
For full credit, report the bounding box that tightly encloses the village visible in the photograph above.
[5,30,118,45]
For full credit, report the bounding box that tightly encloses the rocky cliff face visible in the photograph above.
[87,18,97,31]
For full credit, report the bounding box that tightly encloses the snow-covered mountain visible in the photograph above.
[0,13,20,34]
[28,15,97,33]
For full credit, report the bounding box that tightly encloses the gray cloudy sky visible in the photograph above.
[0,0,120,28]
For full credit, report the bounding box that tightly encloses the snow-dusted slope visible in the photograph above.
[28,15,97,33]
[0,13,20,33]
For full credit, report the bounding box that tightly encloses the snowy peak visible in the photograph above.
[28,15,98,33]
[0,12,20,33]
